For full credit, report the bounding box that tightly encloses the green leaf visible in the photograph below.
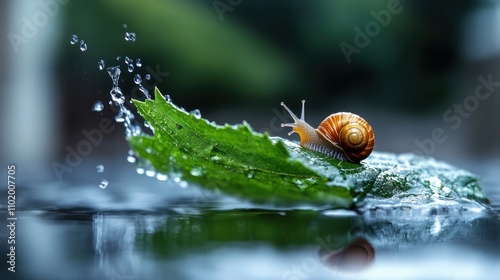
[128,88,488,208]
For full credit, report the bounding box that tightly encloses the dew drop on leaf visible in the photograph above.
[190,109,201,119]
[190,168,203,177]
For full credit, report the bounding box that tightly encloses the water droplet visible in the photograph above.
[70,35,78,45]
[115,111,125,122]
[190,109,202,119]
[246,170,255,179]
[123,24,128,29]
[96,164,104,173]
[128,64,134,72]
[99,179,108,189]
[156,173,168,181]
[127,149,137,163]
[124,32,136,42]
[190,168,202,177]
[98,60,105,70]
[92,100,104,112]
[134,74,142,84]
[79,40,87,51]
[124,56,132,65]
[135,59,142,67]
[139,84,151,99]
[173,176,181,183]
[116,56,121,61]
[179,180,188,188]
[211,156,220,162]
[164,95,172,102]
[145,74,151,80]
[136,167,145,175]
[145,170,156,177]
[110,88,125,104]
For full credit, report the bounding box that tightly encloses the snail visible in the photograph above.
[280,100,375,163]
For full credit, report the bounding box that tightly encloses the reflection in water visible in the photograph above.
[321,238,375,273]
[93,213,138,280]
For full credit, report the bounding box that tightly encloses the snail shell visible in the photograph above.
[280,100,374,163]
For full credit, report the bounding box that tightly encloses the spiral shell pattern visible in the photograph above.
[316,112,374,163]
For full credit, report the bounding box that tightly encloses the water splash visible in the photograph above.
[70,34,78,44]
[98,60,105,70]
[92,100,104,112]
[105,65,142,137]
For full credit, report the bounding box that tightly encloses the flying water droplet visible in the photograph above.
[145,170,156,177]
[116,56,121,61]
[123,24,128,29]
[127,149,137,163]
[98,60,105,70]
[124,32,136,42]
[96,164,104,173]
[179,180,188,188]
[190,109,201,119]
[136,167,145,175]
[135,59,142,67]
[70,34,78,44]
[124,56,132,65]
[92,100,104,112]
[173,176,181,183]
[145,74,151,80]
[79,40,87,51]
[128,64,134,72]
[133,74,142,84]
[156,173,168,181]
[139,84,150,99]
[99,179,108,189]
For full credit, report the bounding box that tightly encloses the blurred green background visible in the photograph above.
[2,0,500,181]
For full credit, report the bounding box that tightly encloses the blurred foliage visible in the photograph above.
[59,0,478,114]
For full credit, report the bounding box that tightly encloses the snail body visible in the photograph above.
[280,100,374,163]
